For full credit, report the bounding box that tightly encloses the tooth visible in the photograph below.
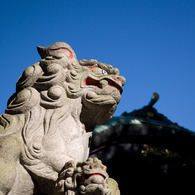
[86,91,97,99]
[99,80,108,88]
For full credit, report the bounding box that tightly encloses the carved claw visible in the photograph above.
[53,161,77,194]
[59,161,76,179]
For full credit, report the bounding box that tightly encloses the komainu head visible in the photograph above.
[6,42,126,127]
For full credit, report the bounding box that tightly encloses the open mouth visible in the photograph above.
[76,173,105,184]
[83,77,123,94]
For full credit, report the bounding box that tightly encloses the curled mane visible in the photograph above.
[0,52,121,154]
[0,56,125,136]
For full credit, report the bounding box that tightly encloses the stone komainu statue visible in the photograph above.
[0,42,125,195]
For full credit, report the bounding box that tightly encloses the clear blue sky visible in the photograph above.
[0,0,195,131]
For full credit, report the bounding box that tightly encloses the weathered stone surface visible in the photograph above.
[0,42,125,194]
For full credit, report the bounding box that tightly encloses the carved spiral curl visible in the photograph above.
[40,85,66,109]
[6,87,40,114]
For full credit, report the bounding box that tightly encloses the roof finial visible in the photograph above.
[147,92,159,107]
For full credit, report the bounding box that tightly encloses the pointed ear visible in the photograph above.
[37,46,47,59]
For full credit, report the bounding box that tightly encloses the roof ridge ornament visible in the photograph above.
[147,92,159,108]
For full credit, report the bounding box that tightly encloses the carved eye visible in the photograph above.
[91,67,108,75]
[101,69,107,75]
